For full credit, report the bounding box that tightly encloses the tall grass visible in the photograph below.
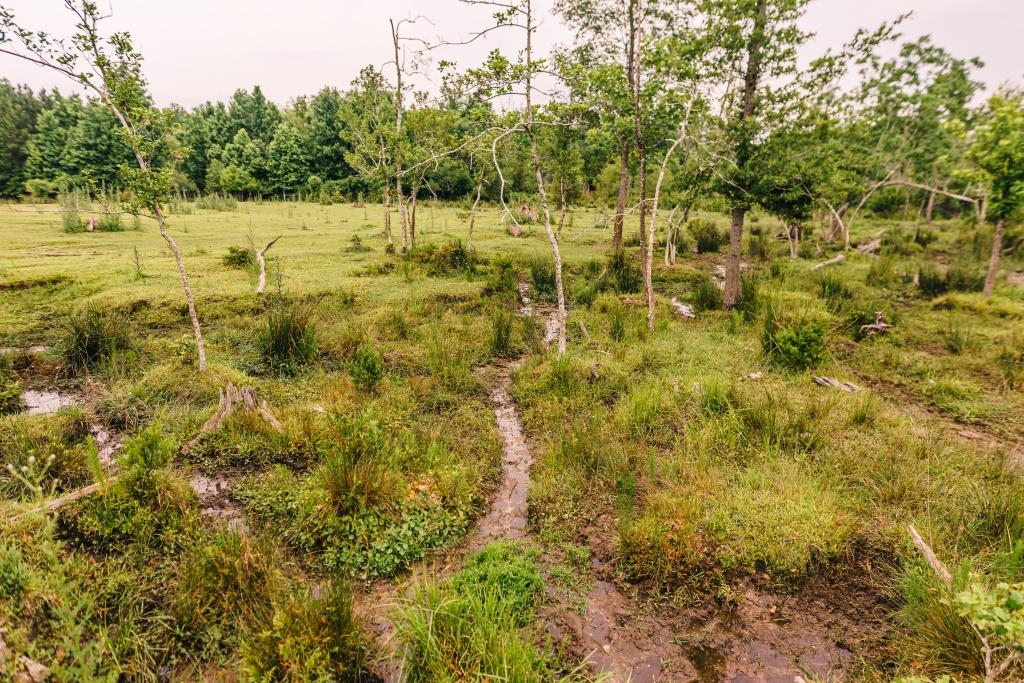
[258,303,316,375]
[528,255,557,301]
[58,305,132,373]
[489,307,515,357]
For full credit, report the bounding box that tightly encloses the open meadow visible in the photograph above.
[1,198,1023,681]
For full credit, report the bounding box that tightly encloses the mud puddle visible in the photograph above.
[23,389,76,415]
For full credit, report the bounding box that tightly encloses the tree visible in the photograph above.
[24,93,82,185]
[970,90,1024,297]
[0,80,43,197]
[226,85,280,144]
[1,0,208,370]
[266,121,310,195]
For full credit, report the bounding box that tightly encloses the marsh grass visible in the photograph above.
[258,303,316,375]
[58,305,132,373]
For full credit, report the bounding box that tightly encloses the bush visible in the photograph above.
[692,274,723,312]
[489,307,515,357]
[223,245,256,269]
[866,255,897,288]
[528,255,556,301]
[0,542,28,601]
[348,345,383,391]
[58,305,132,373]
[196,193,238,211]
[747,227,771,259]
[918,264,947,297]
[919,263,985,298]
[608,304,626,342]
[607,250,642,293]
[258,304,316,375]
[762,302,827,370]
[689,219,726,254]
[414,240,471,277]
[59,188,84,233]
[242,583,367,683]
[96,213,123,232]
[485,253,517,295]
[315,410,402,517]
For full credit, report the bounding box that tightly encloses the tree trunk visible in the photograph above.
[724,0,767,308]
[155,205,206,371]
[983,218,1005,297]
[391,20,407,253]
[646,130,686,330]
[613,141,629,251]
[385,185,393,246]
[925,189,936,225]
[558,178,568,236]
[410,192,417,248]
[468,179,483,253]
[255,236,281,295]
[525,0,566,356]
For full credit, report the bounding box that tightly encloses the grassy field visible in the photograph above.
[1,199,1023,681]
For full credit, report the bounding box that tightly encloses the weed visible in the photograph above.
[0,364,22,415]
[529,254,557,301]
[866,255,897,287]
[762,302,827,370]
[608,304,627,342]
[242,582,367,682]
[819,272,852,305]
[692,274,724,312]
[489,307,515,357]
[941,318,975,355]
[348,345,383,391]
[849,392,884,426]
[736,272,761,321]
[0,542,28,601]
[223,245,256,269]
[258,303,316,375]
[607,250,642,293]
[58,305,132,373]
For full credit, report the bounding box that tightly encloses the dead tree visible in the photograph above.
[182,383,283,455]
[255,236,282,295]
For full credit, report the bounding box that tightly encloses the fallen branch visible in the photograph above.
[857,238,882,255]
[859,311,891,337]
[811,253,845,271]
[182,383,283,455]
[577,321,591,342]
[908,524,953,589]
[7,473,121,521]
[255,236,282,295]
[813,376,860,393]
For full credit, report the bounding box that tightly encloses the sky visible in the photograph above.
[2,0,1022,109]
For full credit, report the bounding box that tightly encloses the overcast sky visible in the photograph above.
[2,0,1021,109]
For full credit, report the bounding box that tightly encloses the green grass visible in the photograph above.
[1,201,1022,681]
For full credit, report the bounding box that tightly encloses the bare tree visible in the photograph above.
[1,0,208,369]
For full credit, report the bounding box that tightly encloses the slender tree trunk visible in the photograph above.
[525,0,566,356]
[925,189,936,225]
[155,205,206,371]
[468,179,482,253]
[646,130,685,330]
[613,141,629,251]
[983,218,1005,297]
[410,192,417,247]
[385,185,394,247]
[724,0,767,308]
[558,178,568,236]
[391,20,408,253]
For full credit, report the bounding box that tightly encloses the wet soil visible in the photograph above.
[188,473,249,533]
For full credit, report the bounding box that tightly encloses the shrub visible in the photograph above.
[607,250,642,293]
[348,346,383,391]
[0,542,28,601]
[426,327,471,388]
[528,255,556,301]
[489,307,515,357]
[414,240,470,276]
[485,253,517,295]
[919,263,985,298]
[692,274,723,312]
[762,302,827,370]
[96,213,123,232]
[315,411,402,517]
[818,272,851,304]
[689,219,726,253]
[258,304,316,375]
[242,583,367,683]
[58,305,132,373]
[59,188,84,233]
[223,245,256,269]
[747,228,771,259]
